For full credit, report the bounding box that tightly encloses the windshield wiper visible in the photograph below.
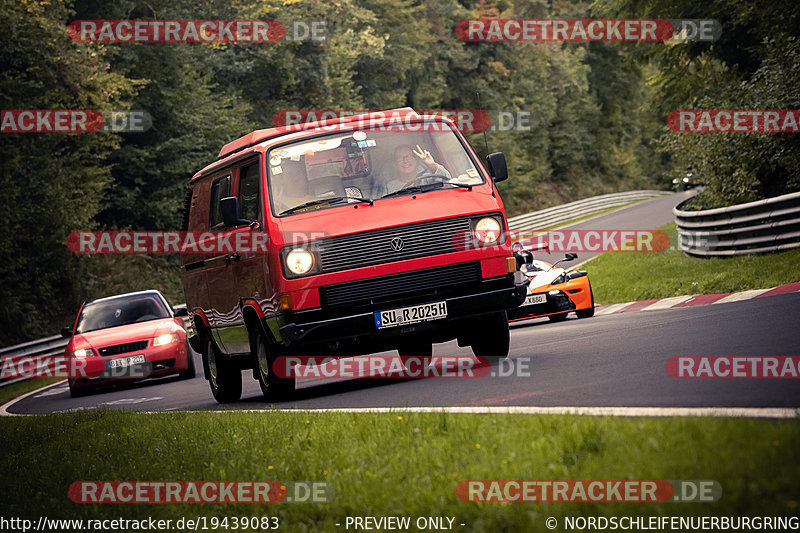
[441,181,474,191]
[381,175,475,199]
[380,181,448,199]
[280,196,373,215]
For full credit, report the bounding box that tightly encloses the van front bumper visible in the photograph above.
[279,274,527,347]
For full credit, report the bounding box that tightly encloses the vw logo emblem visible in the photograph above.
[390,237,404,252]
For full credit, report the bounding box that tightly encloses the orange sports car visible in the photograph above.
[508,249,594,322]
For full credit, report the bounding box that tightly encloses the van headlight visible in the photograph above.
[285,248,314,275]
[475,217,502,244]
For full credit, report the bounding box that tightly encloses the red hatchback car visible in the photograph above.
[61,290,195,397]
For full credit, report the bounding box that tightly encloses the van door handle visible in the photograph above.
[224,253,241,263]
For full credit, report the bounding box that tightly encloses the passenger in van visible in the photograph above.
[273,159,315,214]
[372,144,451,198]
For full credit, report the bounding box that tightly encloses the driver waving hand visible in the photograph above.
[373,144,451,197]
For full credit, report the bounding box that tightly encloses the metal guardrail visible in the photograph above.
[0,335,70,387]
[673,191,800,256]
[508,190,671,231]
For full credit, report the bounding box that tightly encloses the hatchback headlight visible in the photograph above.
[153,333,180,346]
[71,348,94,358]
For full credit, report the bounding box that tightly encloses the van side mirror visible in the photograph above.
[61,326,73,338]
[486,152,508,183]
[220,197,251,228]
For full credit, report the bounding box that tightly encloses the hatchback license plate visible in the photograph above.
[374,301,447,329]
[107,354,146,369]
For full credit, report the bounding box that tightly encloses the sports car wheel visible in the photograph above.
[548,312,569,322]
[205,336,241,403]
[470,311,510,359]
[254,332,295,400]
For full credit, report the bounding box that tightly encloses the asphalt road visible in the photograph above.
[528,189,695,269]
[9,286,799,415]
[8,190,798,414]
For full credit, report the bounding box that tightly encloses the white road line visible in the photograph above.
[640,295,694,311]
[0,379,65,416]
[712,289,772,305]
[166,406,799,419]
[595,303,635,315]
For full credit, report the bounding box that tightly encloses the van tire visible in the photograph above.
[255,333,295,400]
[397,342,433,358]
[470,311,510,359]
[205,336,241,403]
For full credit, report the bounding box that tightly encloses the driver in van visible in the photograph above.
[273,158,314,214]
[372,144,451,197]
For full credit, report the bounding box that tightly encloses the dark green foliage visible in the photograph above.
[7,0,786,344]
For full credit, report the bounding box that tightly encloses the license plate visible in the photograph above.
[374,301,448,329]
[107,354,146,368]
[524,293,547,306]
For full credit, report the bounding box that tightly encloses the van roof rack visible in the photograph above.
[217,107,420,160]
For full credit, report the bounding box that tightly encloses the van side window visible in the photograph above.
[181,187,193,231]
[209,174,231,230]
[239,163,260,222]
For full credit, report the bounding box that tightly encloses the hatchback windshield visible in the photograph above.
[76,293,170,333]
[267,126,484,216]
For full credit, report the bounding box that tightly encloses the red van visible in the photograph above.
[181,108,527,402]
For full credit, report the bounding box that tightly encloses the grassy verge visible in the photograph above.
[0,378,59,407]
[588,223,800,304]
[0,410,798,530]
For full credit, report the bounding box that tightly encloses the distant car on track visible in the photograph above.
[61,290,195,397]
[508,248,594,322]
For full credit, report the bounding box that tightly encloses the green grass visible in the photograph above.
[588,223,800,305]
[0,378,59,407]
[0,410,798,530]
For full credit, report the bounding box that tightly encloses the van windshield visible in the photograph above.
[267,127,484,216]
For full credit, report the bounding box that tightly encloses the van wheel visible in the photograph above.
[470,311,510,359]
[179,342,196,379]
[397,342,433,358]
[576,284,595,318]
[255,333,295,400]
[205,336,241,403]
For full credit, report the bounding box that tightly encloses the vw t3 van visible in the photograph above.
[181,108,527,402]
